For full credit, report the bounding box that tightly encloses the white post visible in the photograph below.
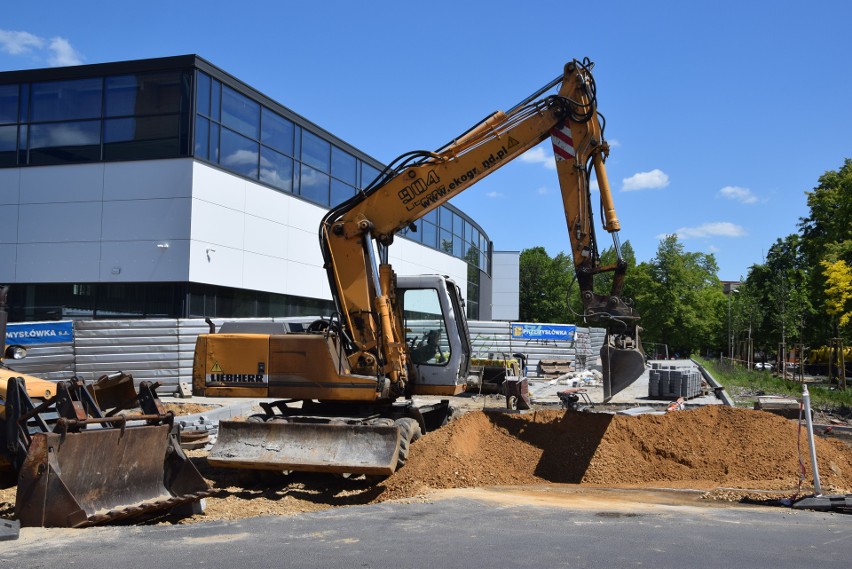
[802,385,822,496]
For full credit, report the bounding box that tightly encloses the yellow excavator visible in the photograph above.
[194,58,645,477]
[0,286,211,527]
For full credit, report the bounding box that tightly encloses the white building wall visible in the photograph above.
[491,250,520,321]
[0,159,469,304]
[189,162,468,301]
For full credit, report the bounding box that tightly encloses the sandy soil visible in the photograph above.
[2,405,850,525]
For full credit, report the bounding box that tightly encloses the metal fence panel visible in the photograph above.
[7,318,605,387]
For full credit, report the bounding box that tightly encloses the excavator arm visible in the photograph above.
[321,58,643,402]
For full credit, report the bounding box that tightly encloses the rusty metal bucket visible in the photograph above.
[15,425,211,528]
[209,420,401,476]
[86,372,140,412]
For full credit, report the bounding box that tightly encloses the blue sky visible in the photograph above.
[2,0,850,281]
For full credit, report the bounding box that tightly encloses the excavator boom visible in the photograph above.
[198,57,645,479]
[322,58,643,402]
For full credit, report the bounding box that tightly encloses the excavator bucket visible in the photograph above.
[209,420,401,476]
[600,327,647,403]
[86,372,139,411]
[601,344,646,402]
[3,376,212,527]
[15,425,210,528]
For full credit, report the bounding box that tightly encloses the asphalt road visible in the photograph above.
[3,487,850,569]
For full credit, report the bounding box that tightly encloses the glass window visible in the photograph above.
[196,72,211,117]
[0,125,16,151]
[399,219,422,243]
[210,123,220,163]
[465,220,474,245]
[211,80,221,121]
[330,179,355,205]
[195,116,210,159]
[331,146,356,184]
[220,128,258,178]
[104,115,182,160]
[221,86,258,139]
[440,208,454,232]
[260,147,293,192]
[453,211,463,237]
[440,228,453,253]
[0,85,17,124]
[30,120,101,147]
[403,288,451,366]
[299,164,329,205]
[361,162,381,189]
[301,130,329,172]
[0,125,16,166]
[466,245,480,267]
[453,234,463,257]
[261,108,294,156]
[108,71,184,117]
[422,221,438,248]
[422,207,438,226]
[31,78,102,122]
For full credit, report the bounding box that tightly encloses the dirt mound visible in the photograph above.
[379,406,852,501]
[2,406,850,525]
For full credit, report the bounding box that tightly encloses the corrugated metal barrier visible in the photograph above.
[8,318,605,389]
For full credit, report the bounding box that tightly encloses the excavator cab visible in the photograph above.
[398,275,471,396]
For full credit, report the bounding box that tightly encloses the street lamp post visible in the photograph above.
[728,295,733,363]
[728,289,738,364]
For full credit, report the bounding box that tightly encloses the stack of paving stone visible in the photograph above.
[648,365,702,400]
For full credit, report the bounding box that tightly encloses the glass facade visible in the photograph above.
[0,56,491,320]
[7,283,333,321]
[2,70,191,167]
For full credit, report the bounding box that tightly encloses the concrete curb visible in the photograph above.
[691,359,734,407]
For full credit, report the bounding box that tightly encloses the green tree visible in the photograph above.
[798,158,852,344]
[800,158,852,266]
[518,247,572,322]
[822,259,852,331]
[632,235,724,356]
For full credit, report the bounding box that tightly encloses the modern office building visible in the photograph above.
[0,55,513,322]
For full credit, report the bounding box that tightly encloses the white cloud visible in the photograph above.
[519,146,556,170]
[47,37,83,66]
[707,245,720,253]
[0,29,83,67]
[536,186,548,195]
[622,169,669,191]
[607,138,621,148]
[0,30,43,54]
[485,191,503,198]
[718,185,757,204]
[658,222,746,240]
[589,178,599,192]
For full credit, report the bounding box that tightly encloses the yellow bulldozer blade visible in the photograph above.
[209,420,402,476]
[601,344,647,403]
[15,425,211,528]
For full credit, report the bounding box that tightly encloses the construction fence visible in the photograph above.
[6,318,606,389]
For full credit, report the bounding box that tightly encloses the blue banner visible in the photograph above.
[6,321,74,345]
[511,323,576,341]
